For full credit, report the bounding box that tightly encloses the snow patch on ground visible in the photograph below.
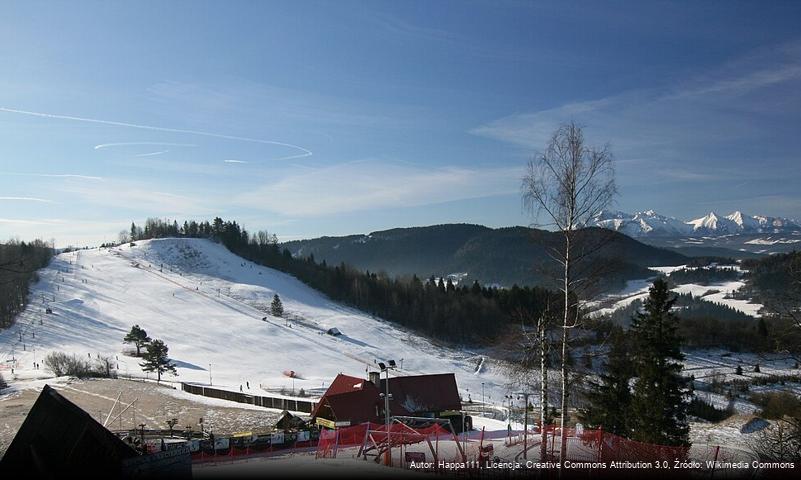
[592,266,763,318]
[673,281,763,317]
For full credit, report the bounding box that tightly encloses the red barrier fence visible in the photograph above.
[192,440,318,464]
[316,422,758,475]
[316,422,455,460]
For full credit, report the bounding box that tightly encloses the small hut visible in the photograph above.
[275,410,308,432]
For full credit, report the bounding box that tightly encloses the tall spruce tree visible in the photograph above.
[580,330,633,437]
[140,339,177,382]
[271,294,284,317]
[629,278,691,446]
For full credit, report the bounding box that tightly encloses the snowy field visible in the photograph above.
[0,238,511,406]
[591,265,763,318]
[673,280,763,318]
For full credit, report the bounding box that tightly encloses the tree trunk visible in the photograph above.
[540,315,548,461]
[560,234,570,467]
[559,319,569,464]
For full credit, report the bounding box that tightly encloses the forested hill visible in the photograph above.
[282,224,688,291]
[1,240,54,329]
[119,218,553,344]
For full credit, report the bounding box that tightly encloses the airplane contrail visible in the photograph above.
[0,106,313,160]
[134,150,170,157]
[0,172,103,181]
[94,142,196,150]
[0,196,54,203]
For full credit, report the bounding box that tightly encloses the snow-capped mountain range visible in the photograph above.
[591,209,801,237]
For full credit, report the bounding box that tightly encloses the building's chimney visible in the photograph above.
[368,371,380,386]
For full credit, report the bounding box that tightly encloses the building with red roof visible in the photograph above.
[311,372,462,428]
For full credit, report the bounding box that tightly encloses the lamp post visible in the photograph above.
[208,363,212,386]
[378,359,397,466]
[516,392,534,460]
[481,382,485,417]
[505,394,514,441]
[139,423,147,454]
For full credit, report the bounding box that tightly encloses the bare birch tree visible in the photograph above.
[521,122,615,465]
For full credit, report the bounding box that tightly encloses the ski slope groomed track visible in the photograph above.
[0,238,511,404]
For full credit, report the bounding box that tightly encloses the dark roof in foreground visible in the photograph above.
[0,384,138,476]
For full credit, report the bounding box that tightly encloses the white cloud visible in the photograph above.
[470,47,801,188]
[57,179,215,217]
[0,218,136,247]
[0,218,57,225]
[666,63,801,100]
[235,161,522,216]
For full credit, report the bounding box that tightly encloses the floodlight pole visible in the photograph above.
[505,394,514,442]
[385,367,391,465]
[380,360,396,466]
[139,423,147,454]
[516,392,533,460]
[461,410,466,453]
[481,382,485,417]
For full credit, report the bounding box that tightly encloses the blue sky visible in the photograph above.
[1,1,800,246]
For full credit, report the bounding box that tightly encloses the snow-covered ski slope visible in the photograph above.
[0,238,508,402]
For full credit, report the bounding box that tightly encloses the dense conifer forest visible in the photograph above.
[0,240,54,329]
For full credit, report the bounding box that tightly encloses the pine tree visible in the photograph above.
[629,279,691,446]
[123,324,151,357]
[580,331,633,437]
[758,317,769,337]
[471,281,482,295]
[140,339,177,382]
[271,294,284,317]
[130,222,138,242]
